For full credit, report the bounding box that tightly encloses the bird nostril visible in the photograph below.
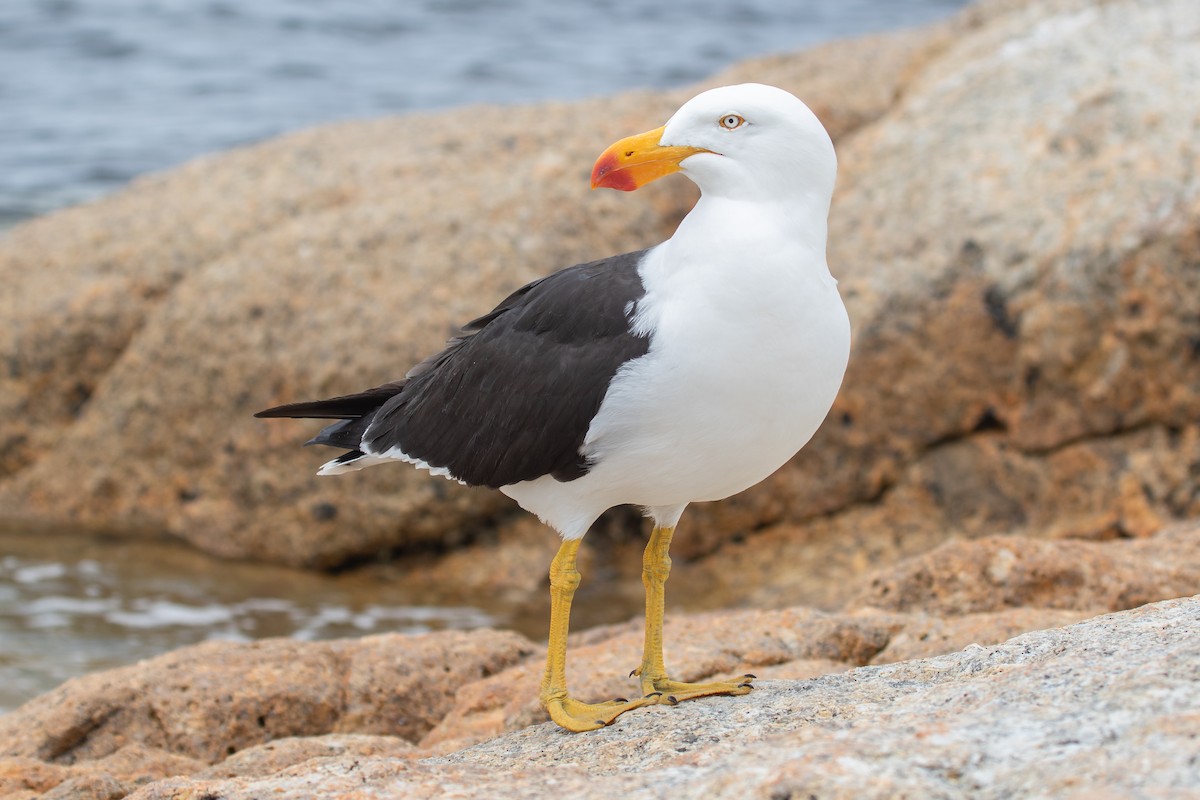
[625,150,634,157]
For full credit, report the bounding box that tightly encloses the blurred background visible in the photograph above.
[1,0,967,229]
[1,0,970,712]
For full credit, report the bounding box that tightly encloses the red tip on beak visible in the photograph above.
[591,151,639,191]
[589,126,709,191]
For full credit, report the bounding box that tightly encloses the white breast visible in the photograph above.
[501,198,851,539]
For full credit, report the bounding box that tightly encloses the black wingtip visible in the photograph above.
[253,381,409,422]
[253,402,352,420]
[254,402,330,419]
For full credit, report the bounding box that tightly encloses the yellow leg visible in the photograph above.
[540,539,654,731]
[633,525,755,703]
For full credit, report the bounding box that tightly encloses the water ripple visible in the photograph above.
[0,536,498,713]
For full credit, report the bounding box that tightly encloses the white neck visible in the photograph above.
[663,190,831,282]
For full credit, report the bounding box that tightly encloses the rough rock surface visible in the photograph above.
[847,522,1200,615]
[0,746,204,800]
[5,520,1195,796]
[1,0,1197,595]
[0,604,1101,797]
[196,734,415,780]
[422,523,1196,749]
[113,596,1200,799]
[0,630,533,765]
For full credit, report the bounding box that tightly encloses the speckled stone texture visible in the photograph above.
[1,522,1195,796]
[117,596,1200,799]
[0,630,533,765]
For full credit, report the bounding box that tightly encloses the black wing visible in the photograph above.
[257,249,652,489]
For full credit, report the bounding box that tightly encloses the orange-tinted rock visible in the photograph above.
[199,734,414,779]
[866,607,1099,664]
[0,629,533,765]
[421,607,899,751]
[678,426,1200,612]
[846,523,1200,615]
[0,745,203,800]
[127,597,1200,800]
[6,524,1199,795]
[0,756,68,797]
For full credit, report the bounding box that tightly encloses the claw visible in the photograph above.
[666,695,679,705]
[743,673,757,679]
[613,697,628,703]
[738,682,753,689]
[644,691,663,699]
[629,668,638,678]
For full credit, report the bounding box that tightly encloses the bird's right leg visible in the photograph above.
[540,538,654,731]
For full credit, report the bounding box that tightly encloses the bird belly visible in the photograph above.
[582,271,850,508]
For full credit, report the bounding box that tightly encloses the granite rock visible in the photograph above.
[422,523,1200,749]
[125,596,1200,799]
[2,524,1192,796]
[847,522,1200,615]
[0,629,533,765]
[418,607,898,753]
[0,746,204,800]
[197,734,415,780]
[0,594,1105,795]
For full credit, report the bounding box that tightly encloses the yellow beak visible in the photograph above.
[590,126,709,191]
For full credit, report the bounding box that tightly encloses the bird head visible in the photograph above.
[591,83,836,207]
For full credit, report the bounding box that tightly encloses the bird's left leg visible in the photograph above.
[540,538,655,731]
[632,524,755,703]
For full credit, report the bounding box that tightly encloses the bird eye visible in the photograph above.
[718,114,746,130]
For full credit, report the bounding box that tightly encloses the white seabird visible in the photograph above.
[257,83,851,731]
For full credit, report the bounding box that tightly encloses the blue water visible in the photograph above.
[1,0,968,228]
